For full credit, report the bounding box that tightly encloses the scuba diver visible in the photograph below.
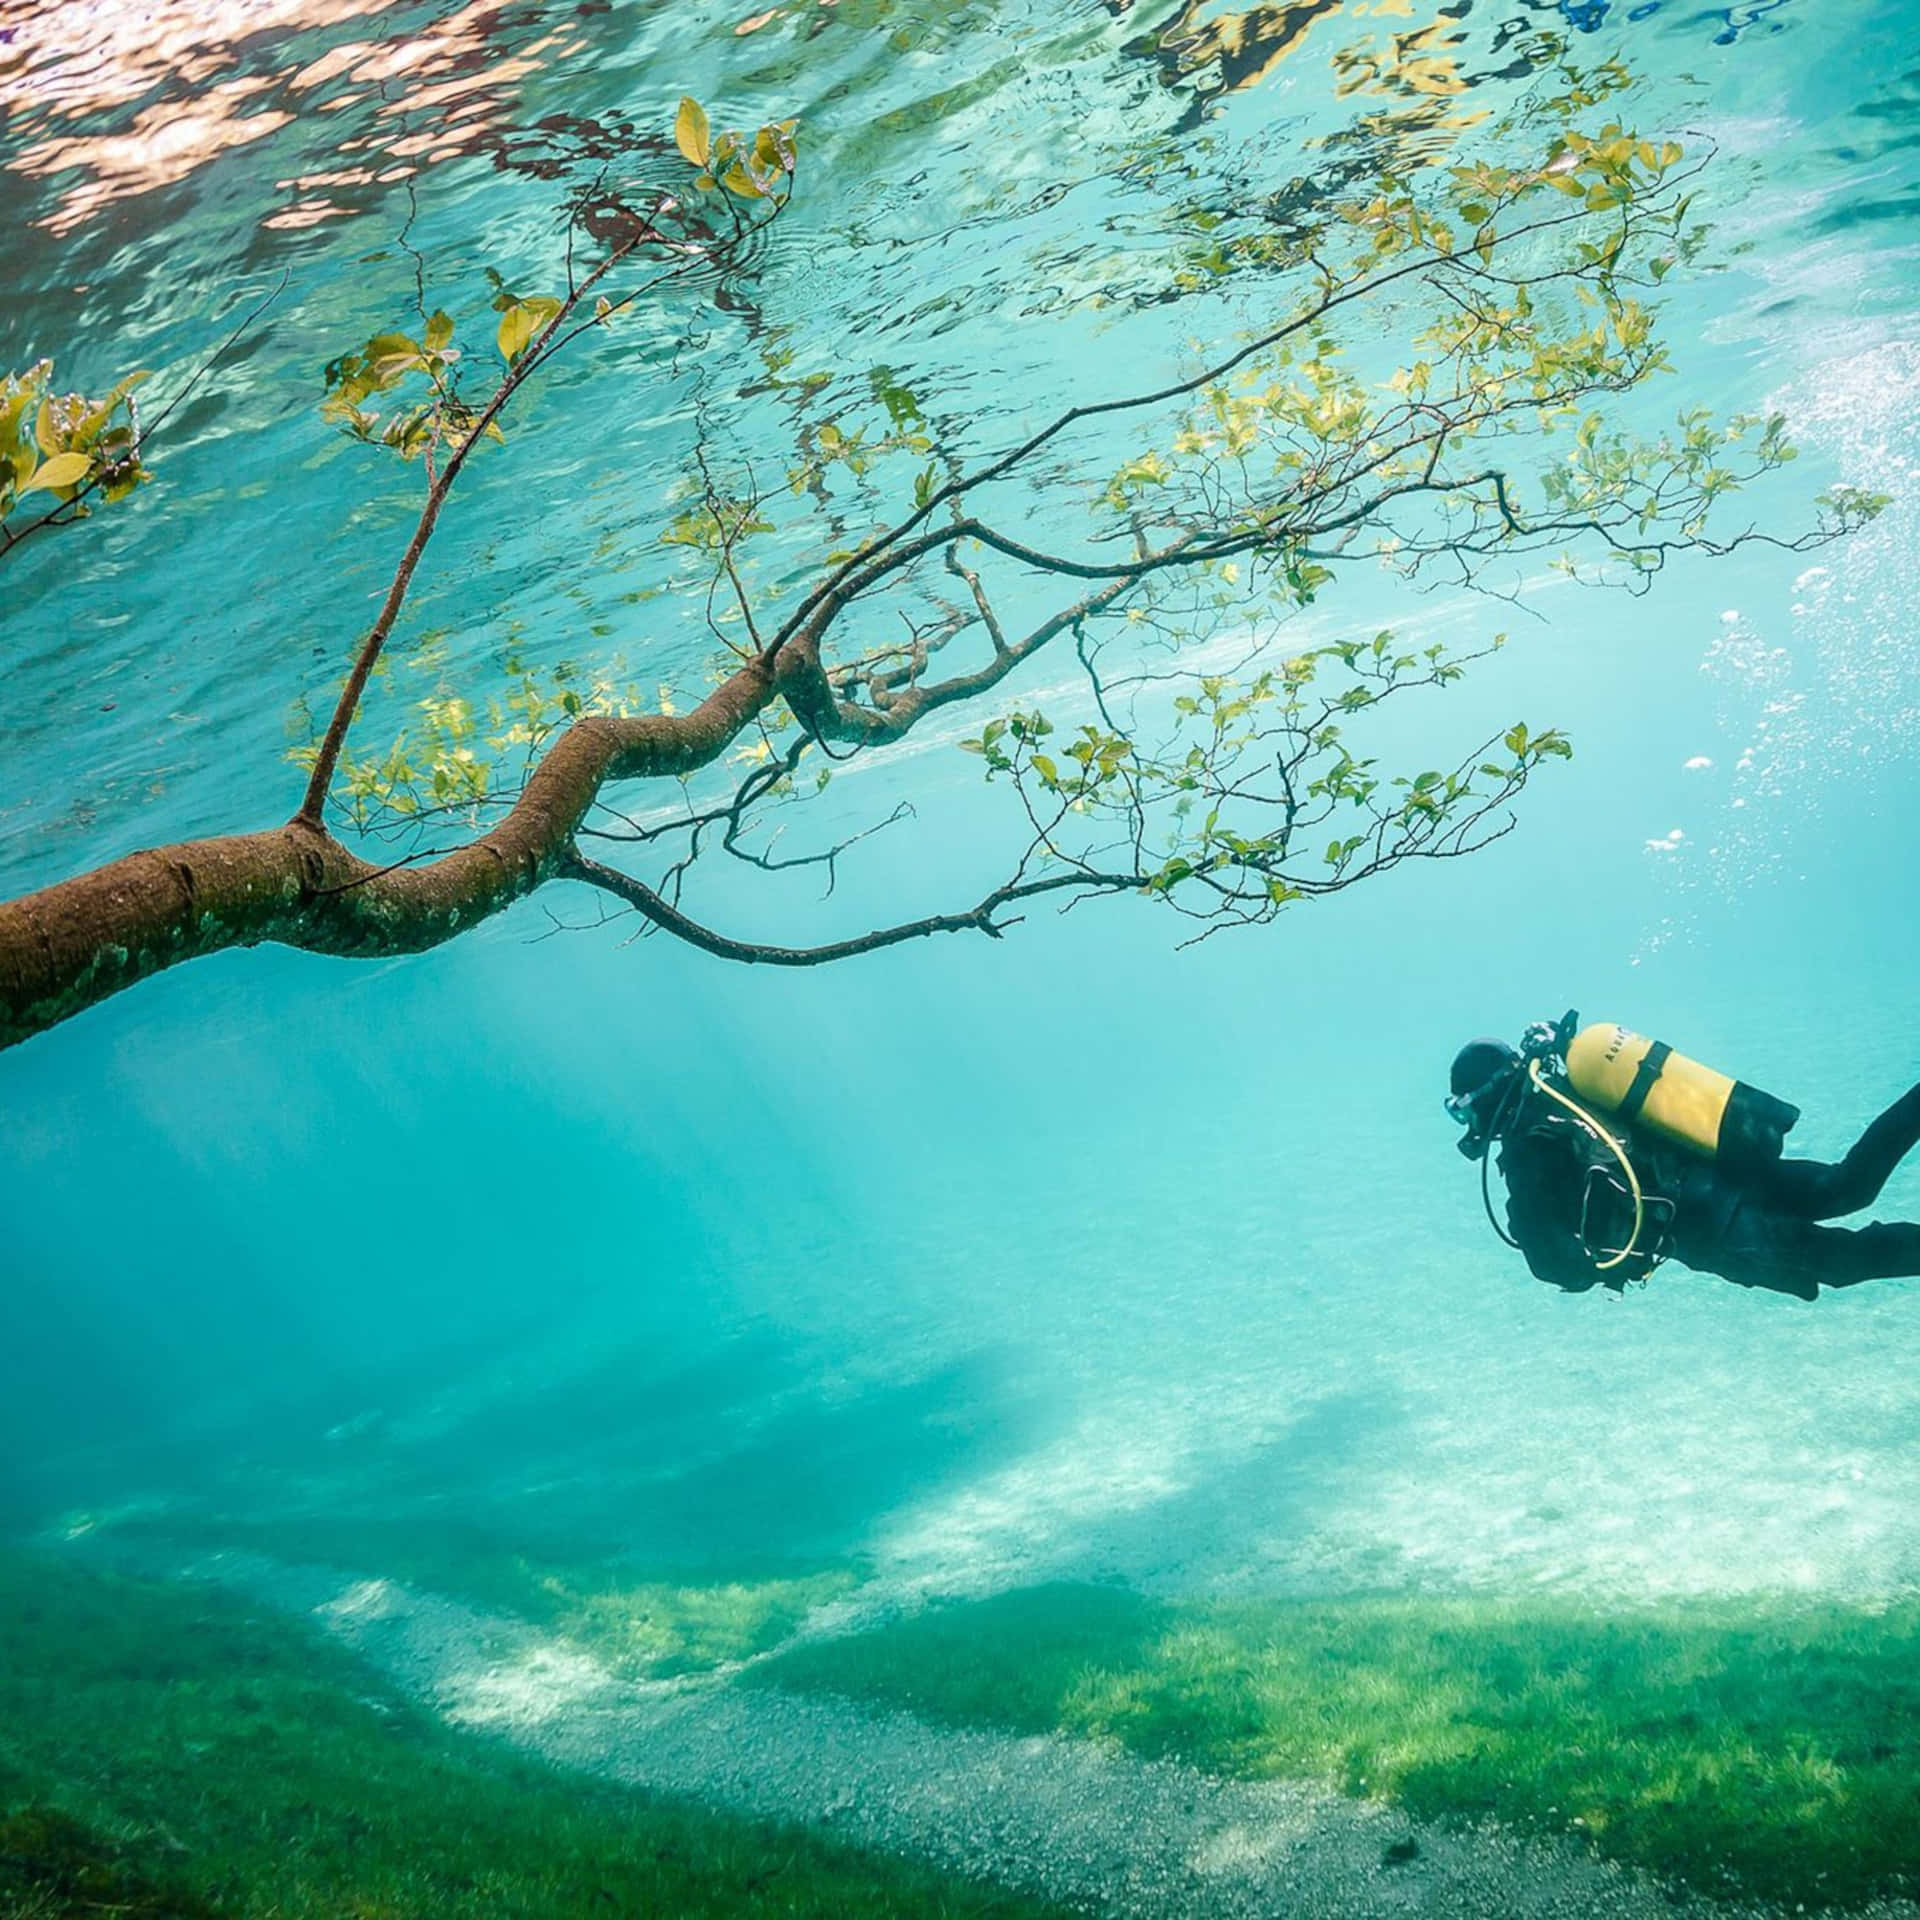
[1448,1013,1920,1299]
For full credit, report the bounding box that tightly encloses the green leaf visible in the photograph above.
[77,370,152,440]
[19,451,91,494]
[871,367,924,427]
[675,97,711,170]
[497,306,536,362]
[496,297,562,364]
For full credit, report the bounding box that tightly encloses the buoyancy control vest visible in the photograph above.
[1563,1022,1800,1173]
[1513,1061,1676,1280]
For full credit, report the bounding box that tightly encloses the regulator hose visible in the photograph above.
[1478,1068,1528,1251]
[1524,1057,1647,1272]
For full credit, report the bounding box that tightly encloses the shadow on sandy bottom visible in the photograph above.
[1058,1388,1411,1588]
[51,1326,1062,1606]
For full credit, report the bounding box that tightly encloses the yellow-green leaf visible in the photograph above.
[675,97,711,169]
[753,125,786,174]
[78,370,151,440]
[20,450,92,494]
[495,298,559,365]
[497,304,537,362]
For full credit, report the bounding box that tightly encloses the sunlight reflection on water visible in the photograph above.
[1,0,593,233]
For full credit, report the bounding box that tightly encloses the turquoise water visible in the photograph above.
[5,0,1920,1908]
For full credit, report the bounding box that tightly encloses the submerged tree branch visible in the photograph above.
[0,661,778,1047]
[560,847,1022,962]
[0,101,1880,1055]
[294,240,647,826]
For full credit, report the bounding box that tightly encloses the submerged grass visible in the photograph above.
[76,1506,859,1679]
[753,1582,1920,1909]
[0,1550,1055,1920]
[61,1504,1920,1907]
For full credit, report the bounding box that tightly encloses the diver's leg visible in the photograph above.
[1724,1216,1920,1295]
[1754,1082,1920,1219]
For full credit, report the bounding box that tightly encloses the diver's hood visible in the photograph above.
[1450,1037,1519,1099]
[1449,1037,1523,1160]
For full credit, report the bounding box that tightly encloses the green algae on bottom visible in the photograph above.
[751,1582,1920,1910]
[543,1564,858,1678]
[1,1804,218,1912]
[67,1505,862,1681]
[0,1551,1056,1920]
[1,1803,219,1920]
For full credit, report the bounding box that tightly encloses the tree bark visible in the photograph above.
[0,658,779,1049]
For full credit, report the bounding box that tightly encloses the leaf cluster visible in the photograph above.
[292,645,660,828]
[959,628,1561,929]
[674,98,800,201]
[1074,113,1833,606]
[0,360,149,537]
[321,310,506,460]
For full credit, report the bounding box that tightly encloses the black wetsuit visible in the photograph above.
[1498,1077,1920,1300]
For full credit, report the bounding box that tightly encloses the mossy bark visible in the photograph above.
[0,660,780,1049]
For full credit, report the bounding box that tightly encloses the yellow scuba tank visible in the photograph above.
[1563,1022,1800,1169]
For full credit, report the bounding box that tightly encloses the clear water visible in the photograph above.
[4,0,1920,1900]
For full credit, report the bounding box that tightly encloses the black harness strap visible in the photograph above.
[1616,1039,1672,1123]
